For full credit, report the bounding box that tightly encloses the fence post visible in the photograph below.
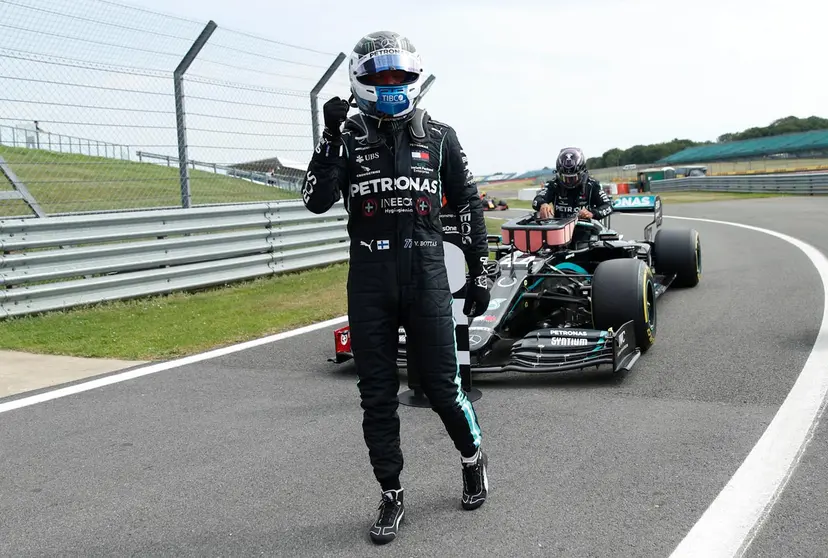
[310,53,346,148]
[0,155,46,217]
[419,74,436,101]
[174,20,217,209]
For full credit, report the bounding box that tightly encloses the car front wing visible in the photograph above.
[478,320,640,374]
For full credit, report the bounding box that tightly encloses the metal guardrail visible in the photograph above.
[3,170,824,319]
[0,201,349,318]
[651,172,828,194]
[0,123,131,161]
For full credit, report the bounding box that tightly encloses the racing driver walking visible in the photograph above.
[301,30,491,544]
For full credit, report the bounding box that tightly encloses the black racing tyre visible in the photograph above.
[591,258,656,352]
[653,228,701,288]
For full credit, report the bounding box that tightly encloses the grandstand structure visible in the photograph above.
[657,129,828,165]
[512,166,556,181]
[475,129,828,187]
[474,171,519,184]
[227,156,307,192]
[475,166,556,186]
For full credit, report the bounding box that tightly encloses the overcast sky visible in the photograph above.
[1,0,825,175]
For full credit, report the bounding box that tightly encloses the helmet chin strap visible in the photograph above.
[348,94,386,125]
[347,90,419,127]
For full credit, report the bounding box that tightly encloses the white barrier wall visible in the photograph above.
[517,188,540,201]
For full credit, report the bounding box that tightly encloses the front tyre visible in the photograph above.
[591,258,657,352]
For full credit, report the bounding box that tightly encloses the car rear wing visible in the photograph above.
[611,194,663,242]
[611,193,662,213]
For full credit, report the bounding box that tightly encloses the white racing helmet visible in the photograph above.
[348,31,426,121]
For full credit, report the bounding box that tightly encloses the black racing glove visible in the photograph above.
[323,97,350,136]
[463,272,490,318]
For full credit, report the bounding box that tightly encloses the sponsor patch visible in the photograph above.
[350,176,438,197]
[362,198,377,217]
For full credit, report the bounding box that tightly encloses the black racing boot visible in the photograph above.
[461,449,489,510]
[369,488,404,544]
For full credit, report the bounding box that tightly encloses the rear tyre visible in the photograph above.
[591,258,656,353]
[654,228,701,288]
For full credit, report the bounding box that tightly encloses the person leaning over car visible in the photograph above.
[533,147,613,221]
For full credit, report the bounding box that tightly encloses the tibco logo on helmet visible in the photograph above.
[348,31,426,121]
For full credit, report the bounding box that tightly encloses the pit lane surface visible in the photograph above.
[1,197,826,557]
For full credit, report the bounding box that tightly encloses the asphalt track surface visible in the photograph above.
[1,197,827,557]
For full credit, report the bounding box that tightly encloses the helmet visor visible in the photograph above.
[559,173,582,187]
[354,51,421,85]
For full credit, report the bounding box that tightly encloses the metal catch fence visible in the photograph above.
[0,0,354,216]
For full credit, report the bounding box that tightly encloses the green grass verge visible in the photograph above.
[0,146,299,216]
[478,178,536,190]
[485,216,504,235]
[0,263,350,361]
[0,217,509,361]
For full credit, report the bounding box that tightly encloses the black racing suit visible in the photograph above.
[531,176,613,220]
[302,109,486,486]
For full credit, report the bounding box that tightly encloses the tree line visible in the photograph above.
[586,115,828,169]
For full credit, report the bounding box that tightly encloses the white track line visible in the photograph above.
[4,214,827,557]
[0,315,348,415]
[629,214,828,557]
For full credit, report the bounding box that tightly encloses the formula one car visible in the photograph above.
[332,194,701,376]
[480,192,509,211]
